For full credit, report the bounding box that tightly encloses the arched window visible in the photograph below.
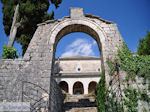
[59,81,68,93]
[88,81,97,94]
[73,81,84,95]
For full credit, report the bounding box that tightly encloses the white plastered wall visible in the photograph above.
[55,77,100,95]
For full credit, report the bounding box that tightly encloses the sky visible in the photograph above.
[0,0,150,58]
[56,33,100,57]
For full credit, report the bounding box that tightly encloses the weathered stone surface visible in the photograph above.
[54,57,102,74]
[63,94,97,112]
[50,78,64,112]
[70,7,84,18]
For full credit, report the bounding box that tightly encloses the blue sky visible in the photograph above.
[0,0,150,58]
[56,33,100,57]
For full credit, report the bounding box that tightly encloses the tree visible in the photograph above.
[96,71,106,112]
[137,32,150,55]
[7,4,20,47]
[1,0,62,55]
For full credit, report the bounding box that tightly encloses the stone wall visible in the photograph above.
[50,77,64,112]
[54,57,101,74]
[0,59,63,111]
[0,59,25,102]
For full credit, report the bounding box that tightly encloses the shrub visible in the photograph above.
[2,45,18,59]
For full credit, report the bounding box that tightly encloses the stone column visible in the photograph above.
[84,82,89,95]
[69,82,73,95]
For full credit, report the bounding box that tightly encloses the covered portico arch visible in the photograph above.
[73,81,84,95]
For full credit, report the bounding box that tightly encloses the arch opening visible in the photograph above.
[59,81,68,93]
[55,32,101,58]
[73,81,84,95]
[88,81,97,94]
[54,24,101,45]
[49,20,107,75]
[53,24,102,59]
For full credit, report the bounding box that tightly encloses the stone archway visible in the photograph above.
[49,17,108,82]
[49,20,105,58]
[24,8,123,88]
[73,81,84,95]
[59,81,68,93]
[88,81,97,94]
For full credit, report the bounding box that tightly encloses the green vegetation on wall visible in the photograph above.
[96,43,150,112]
[124,87,138,112]
[118,43,150,89]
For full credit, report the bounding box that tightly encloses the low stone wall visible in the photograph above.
[0,59,25,102]
[0,59,64,112]
[50,77,64,112]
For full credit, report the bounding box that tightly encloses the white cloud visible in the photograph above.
[61,38,97,57]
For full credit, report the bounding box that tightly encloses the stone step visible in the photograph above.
[63,102,96,109]
[65,107,97,112]
[64,94,95,103]
[63,94,97,112]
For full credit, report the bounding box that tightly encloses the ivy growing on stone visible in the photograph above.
[118,43,150,90]
[96,43,150,112]
[124,87,138,112]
